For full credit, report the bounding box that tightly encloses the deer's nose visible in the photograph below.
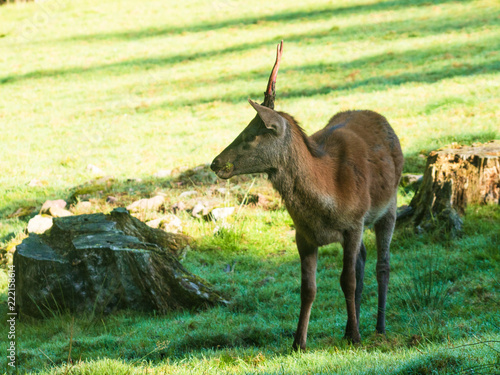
[210,158,221,172]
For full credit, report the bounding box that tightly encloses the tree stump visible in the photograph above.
[399,141,500,235]
[14,208,228,318]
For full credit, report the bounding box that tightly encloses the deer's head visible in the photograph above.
[211,42,286,179]
[211,100,290,179]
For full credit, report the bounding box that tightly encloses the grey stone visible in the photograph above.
[153,170,172,178]
[27,215,53,234]
[207,207,235,222]
[41,199,67,213]
[47,207,73,218]
[146,218,163,229]
[161,215,183,233]
[191,202,209,218]
[106,196,118,204]
[86,164,104,175]
[146,215,182,233]
[74,201,92,212]
[27,179,47,187]
[172,201,187,214]
[180,190,197,198]
[127,195,165,212]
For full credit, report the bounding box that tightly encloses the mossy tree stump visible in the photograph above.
[14,208,228,317]
[399,141,499,235]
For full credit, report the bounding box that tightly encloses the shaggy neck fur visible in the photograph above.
[269,113,337,214]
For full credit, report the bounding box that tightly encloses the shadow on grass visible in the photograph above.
[127,34,500,111]
[1,2,496,86]
[0,166,261,242]
[4,174,500,373]
[41,0,461,43]
[0,125,497,226]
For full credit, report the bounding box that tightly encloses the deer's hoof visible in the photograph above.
[343,332,361,344]
[292,340,306,352]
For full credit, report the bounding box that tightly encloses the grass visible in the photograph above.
[0,0,499,373]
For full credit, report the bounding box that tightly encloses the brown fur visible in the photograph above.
[211,100,403,350]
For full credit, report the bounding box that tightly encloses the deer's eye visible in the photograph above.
[243,134,256,143]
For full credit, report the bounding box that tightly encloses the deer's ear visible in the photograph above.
[248,99,286,135]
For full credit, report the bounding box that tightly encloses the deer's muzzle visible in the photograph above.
[210,158,235,179]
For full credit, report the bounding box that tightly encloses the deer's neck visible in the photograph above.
[269,125,337,215]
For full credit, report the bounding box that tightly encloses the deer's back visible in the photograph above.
[311,110,403,223]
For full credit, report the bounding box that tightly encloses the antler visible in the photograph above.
[262,40,283,110]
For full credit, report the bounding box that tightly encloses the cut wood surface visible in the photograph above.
[14,208,228,317]
[399,141,499,235]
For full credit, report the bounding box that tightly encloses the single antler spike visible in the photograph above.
[262,40,283,109]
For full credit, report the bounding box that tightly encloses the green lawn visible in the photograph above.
[0,0,499,373]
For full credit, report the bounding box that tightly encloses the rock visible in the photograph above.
[47,207,73,218]
[27,179,48,187]
[207,207,235,222]
[41,199,67,213]
[153,170,172,178]
[14,208,227,318]
[238,192,276,209]
[75,201,92,212]
[27,215,53,234]
[172,201,187,214]
[106,196,118,204]
[192,202,209,218]
[86,164,104,175]
[180,190,197,198]
[146,215,182,233]
[256,193,270,208]
[161,214,183,233]
[146,218,163,229]
[127,195,165,212]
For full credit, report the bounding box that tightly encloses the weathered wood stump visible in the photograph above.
[14,208,228,317]
[398,141,500,235]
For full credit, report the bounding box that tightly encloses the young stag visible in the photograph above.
[211,42,403,350]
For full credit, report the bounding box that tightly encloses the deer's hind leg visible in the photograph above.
[355,242,367,328]
[374,197,397,334]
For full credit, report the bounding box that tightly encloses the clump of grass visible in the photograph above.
[396,245,453,313]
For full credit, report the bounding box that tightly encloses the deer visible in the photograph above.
[210,41,404,351]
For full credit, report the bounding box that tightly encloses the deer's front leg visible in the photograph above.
[341,226,363,343]
[292,232,318,351]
